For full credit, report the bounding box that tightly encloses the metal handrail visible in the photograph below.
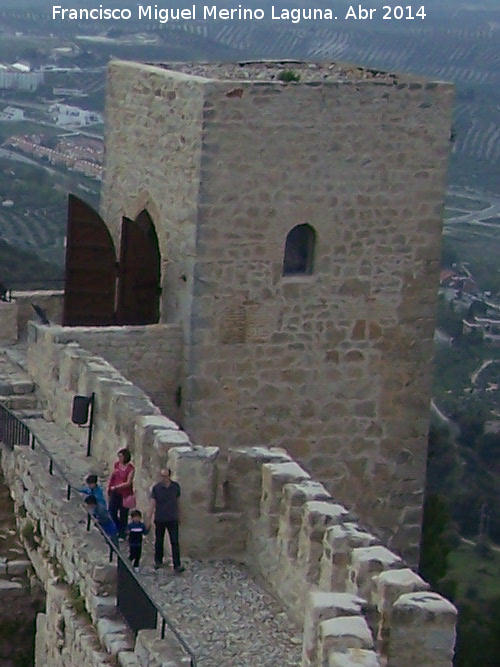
[92,517,197,664]
[0,401,197,666]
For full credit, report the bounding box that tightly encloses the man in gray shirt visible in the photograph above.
[147,468,185,573]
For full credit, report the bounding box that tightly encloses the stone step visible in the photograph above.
[0,394,39,410]
[4,347,29,373]
[0,379,35,396]
[12,409,45,420]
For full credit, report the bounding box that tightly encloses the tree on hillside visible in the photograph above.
[420,494,455,586]
[477,432,500,468]
[456,411,485,448]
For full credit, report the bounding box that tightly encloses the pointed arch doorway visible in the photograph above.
[63,199,162,327]
[116,210,161,326]
[63,195,117,326]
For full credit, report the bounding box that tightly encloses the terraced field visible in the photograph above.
[0,205,65,265]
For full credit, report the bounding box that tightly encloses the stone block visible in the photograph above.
[260,461,310,536]
[374,568,429,613]
[154,429,192,453]
[329,648,381,666]
[226,447,291,516]
[168,446,220,550]
[97,618,134,655]
[298,502,351,584]
[302,591,367,667]
[374,568,430,657]
[92,563,117,587]
[388,592,456,667]
[118,651,142,667]
[0,579,24,597]
[12,380,35,394]
[321,524,378,591]
[89,594,118,620]
[318,615,374,664]
[6,558,31,575]
[278,480,331,561]
[0,299,18,344]
[348,546,404,601]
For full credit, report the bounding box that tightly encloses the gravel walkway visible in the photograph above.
[137,556,303,666]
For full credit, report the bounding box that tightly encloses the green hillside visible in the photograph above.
[0,237,63,291]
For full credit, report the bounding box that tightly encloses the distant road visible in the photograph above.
[0,147,61,178]
[0,147,43,166]
[445,191,500,228]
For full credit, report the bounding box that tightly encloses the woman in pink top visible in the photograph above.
[107,448,135,538]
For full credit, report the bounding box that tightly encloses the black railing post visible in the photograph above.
[86,393,95,457]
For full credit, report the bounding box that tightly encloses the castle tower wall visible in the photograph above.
[100,61,454,563]
[101,61,204,333]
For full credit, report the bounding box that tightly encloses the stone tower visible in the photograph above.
[101,60,454,563]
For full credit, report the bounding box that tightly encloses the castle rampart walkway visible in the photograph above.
[0,348,302,666]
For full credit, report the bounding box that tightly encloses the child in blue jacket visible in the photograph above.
[78,474,106,508]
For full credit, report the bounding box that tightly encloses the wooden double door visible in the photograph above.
[62,195,161,327]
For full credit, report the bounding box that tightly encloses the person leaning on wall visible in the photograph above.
[107,448,135,539]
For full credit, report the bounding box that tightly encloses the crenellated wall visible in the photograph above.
[222,447,456,666]
[25,322,244,555]
[162,445,457,666]
[26,322,183,419]
[0,55,458,665]
[3,327,457,665]
[26,322,184,502]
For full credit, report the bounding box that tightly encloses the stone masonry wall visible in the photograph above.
[1,442,191,667]
[29,323,183,419]
[224,446,456,666]
[14,290,64,338]
[0,291,63,345]
[101,60,204,340]
[186,75,454,566]
[0,467,45,667]
[25,322,243,554]
[1,444,132,667]
[99,60,454,564]
[11,329,457,664]
[0,301,17,345]
[26,321,179,501]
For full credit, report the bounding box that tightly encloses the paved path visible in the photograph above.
[0,348,303,666]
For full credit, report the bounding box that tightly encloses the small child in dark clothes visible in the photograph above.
[126,510,148,571]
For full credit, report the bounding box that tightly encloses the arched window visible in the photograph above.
[282,224,316,276]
